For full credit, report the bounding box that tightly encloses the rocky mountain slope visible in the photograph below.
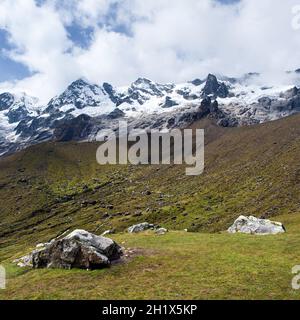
[0,71,300,156]
[0,113,300,299]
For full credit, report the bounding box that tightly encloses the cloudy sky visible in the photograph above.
[0,0,299,101]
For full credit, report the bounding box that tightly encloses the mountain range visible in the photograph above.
[1,71,300,156]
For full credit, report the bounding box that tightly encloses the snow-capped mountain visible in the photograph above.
[0,92,41,153]
[1,71,300,156]
[46,79,115,116]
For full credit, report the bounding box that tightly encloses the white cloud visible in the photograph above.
[50,0,117,27]
[0,0,300,102]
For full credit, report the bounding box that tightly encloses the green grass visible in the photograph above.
[0,115,300,299]
[1,213,300,300]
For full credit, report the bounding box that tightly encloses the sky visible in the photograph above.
[0,0,300,101]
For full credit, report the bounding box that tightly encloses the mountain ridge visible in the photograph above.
[0,71,300,156]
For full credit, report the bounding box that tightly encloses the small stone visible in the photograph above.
[101,229,115,236]
[155,228,168,235]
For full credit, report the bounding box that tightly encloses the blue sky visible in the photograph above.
[0,30,32,81]
[0,0,299,100]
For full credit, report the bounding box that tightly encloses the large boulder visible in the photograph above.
[128,222,157,233]
[228,216,285,235]
[16,230,123,270]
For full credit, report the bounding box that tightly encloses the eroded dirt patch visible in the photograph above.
[112,247,159,265]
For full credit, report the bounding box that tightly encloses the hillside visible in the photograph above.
[0,114,300,299]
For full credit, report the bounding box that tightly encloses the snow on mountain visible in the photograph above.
[0,71,300,156]
[45,78,116,117]
[0,92,41,151]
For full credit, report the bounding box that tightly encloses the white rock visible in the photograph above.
[36,243,46,249]
[14,254,33,268]
[15,229,123,270]
[155,228,168,235]
[228,215,286,235]
[127,222,155,233]
[64,229,117,256]
[101,229,115,236]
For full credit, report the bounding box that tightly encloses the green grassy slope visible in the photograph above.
[1,213,300,300]
[0,114,300,299]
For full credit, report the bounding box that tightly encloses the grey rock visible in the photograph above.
[103,82,121,105]
[13,244,47,268]
[13,254,33,268]
[127,222,156,233]
[16,229,122,270]
[107,108,125,119]
[161,96,179,108]
[7,106,29,124]
[190,79,204,86]
[203,74,229,98]
[228,216,285,235]
[0,92,14,111]
[53,114,93,142]
[155,228,168,235]
[258,97,272,108]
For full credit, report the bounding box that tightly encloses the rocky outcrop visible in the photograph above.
[0,93,14,111]
[53,114,94,142]
[228,216,286,235]
[203,74,229,98]
[107,108,125,119]
[15,229,123,270]
[190,78,204,86]
[116,78,174,106]
[128,222,157,233]
[103,82,121,105]
[161,96,179,108]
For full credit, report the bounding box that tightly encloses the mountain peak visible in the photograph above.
[67,78,93,89]
[0,92,15,111]
[203,74,229,98]
[134,77,153,84]
[131,78,155,89]
[46,78,108,112]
